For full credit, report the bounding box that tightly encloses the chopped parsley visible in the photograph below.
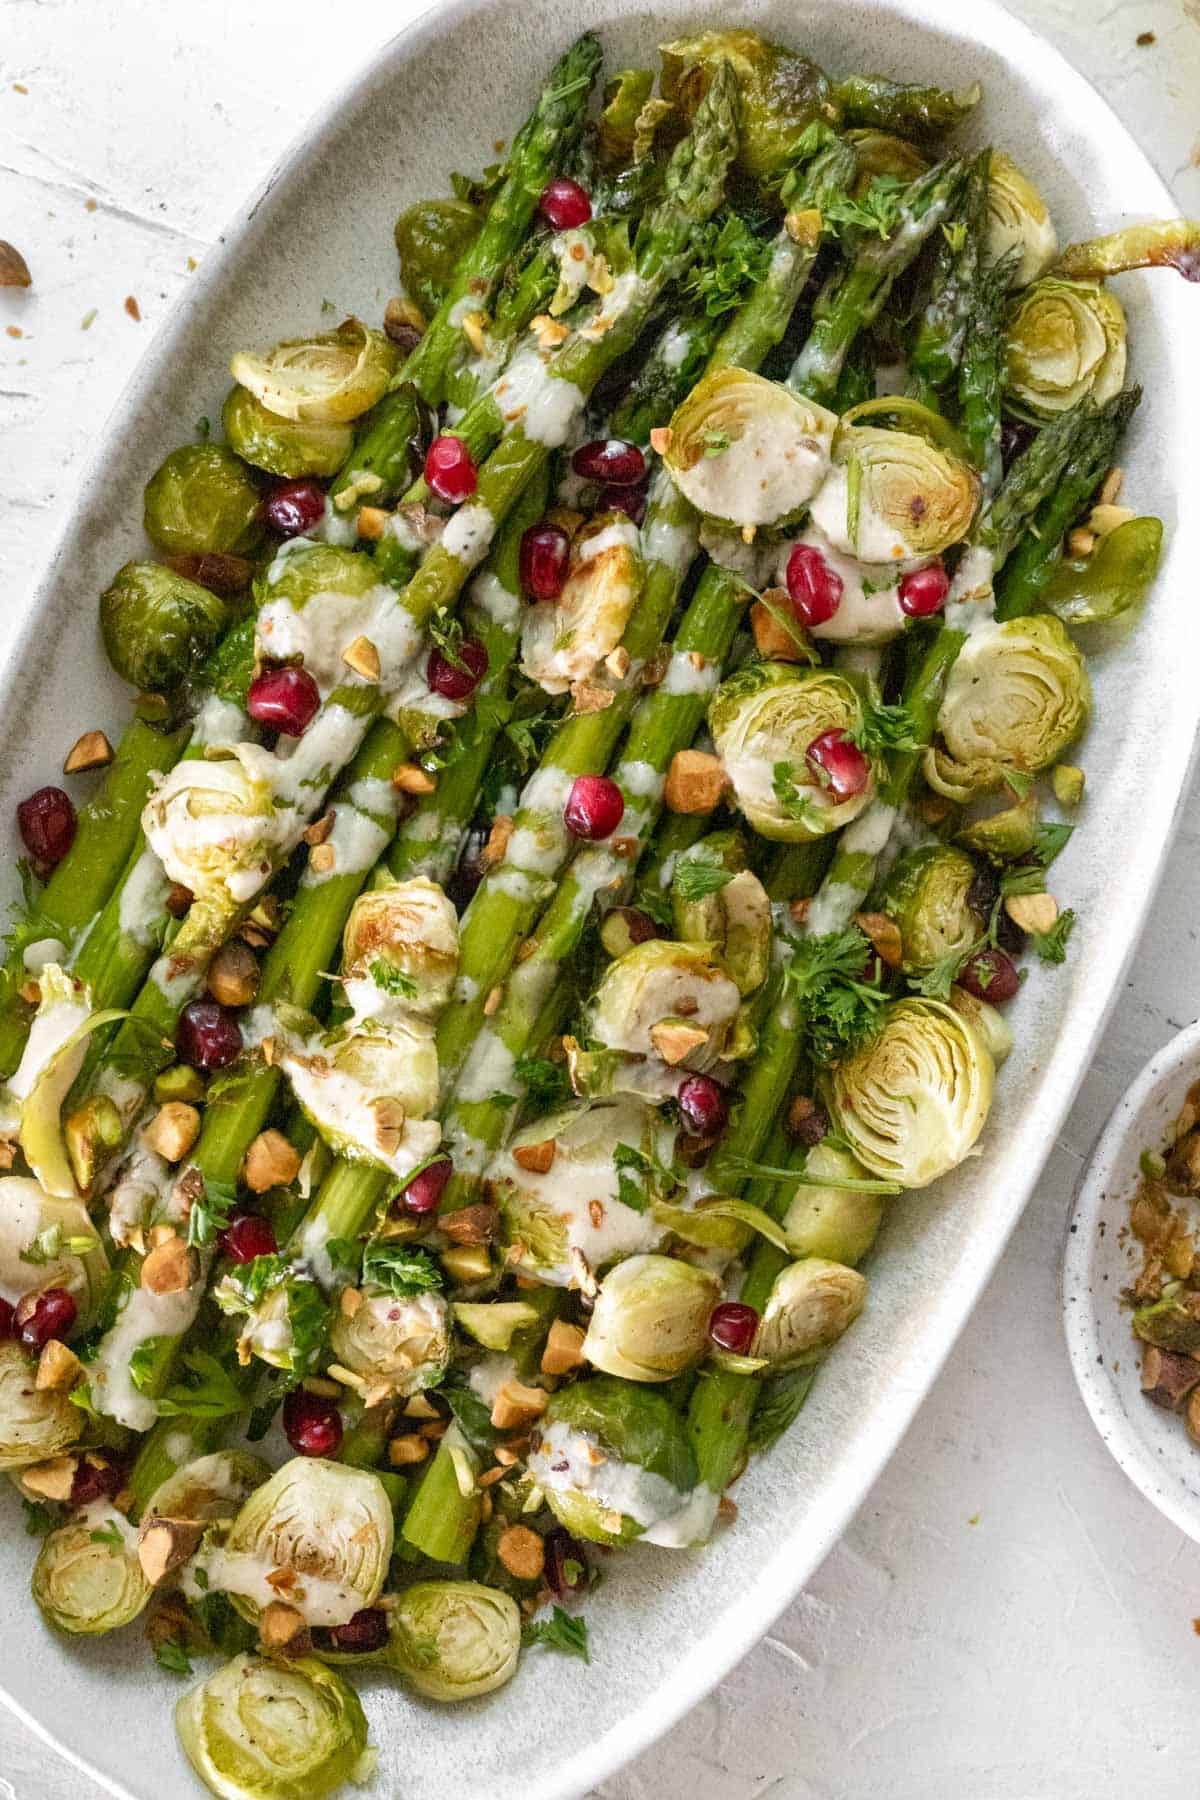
[941,219,968,253]
[153,1640,195,1678]
[89,1520,124,1551]
[19,1223,100,1265]
[157,1350,246,1421]
[521,1605,590,1664]
[21,1498,57,1538]
[673,857,736,903]
[702,429,732,458]
[429,605,469,673]
[848,699,921,759]
[369,958,418,1000]
[513,1054,571,1112]
[186,1174,238,1250]
[772,762,818,827]
[1029,908,1076,964]
[824,174,908,240]
[782,928,890,1065]
[682,213,773,318]
[360,1242,444,1300]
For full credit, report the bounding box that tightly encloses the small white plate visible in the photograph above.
[1064,1019,1200,1543]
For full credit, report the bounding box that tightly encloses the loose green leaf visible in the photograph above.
[154,1640,194,1678]
[361,1242,444,1299]
[368,959,419,1001]
[825,174,908,240]
[849,699,920,758]
[772,763,818,827]
[187,1175,238,1249]
[89,1520,124,1550]
[22,1498,57,1538]
[682,213,774,318]
[513,1054,571,1112]
[19,1223,101,1265]
[748,1366,819,1452]
[673,859,736,903]
[157,1350,246,1420]
[1030,908,1076,964]
[522,1604,590,1664]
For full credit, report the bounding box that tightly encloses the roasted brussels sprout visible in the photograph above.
[587,938,742,1076]
[142,753,277,906]
[491,1099,670,1285]
[709,664,879,841]
[809,423,980,562]
[212,1254,327,1375]
[663,369,838,529]
[1004,277,1127,419]
[143,444,263,558]
[328,1288,450,1399]
[281,1020,441,1170]
[175,1653,372,1800]
[520,514,643,694]
[782,1142,886,1265]
[823,998,994,1188]
[924,615,1091,800]
[143,1450,271,1524]
[985,152,1058,289]
[341,876,459,1021]
[752,1256,868,1369]
[0,1177,107,1327]
[599,68,657,161]
[32,1514,151,1636]
[8,964,125,1202]
[583,1253,721,1382]
[846,127,928,190]
[394,198,482,316]
[386,1581,521,1701]
[254,540,388,692]
[880,844,985,974]
[530,1374,708,1546]
[673,838,772,995]
[0,1338,78,1470]
[222,384,354,480]
[660,29,838,179]
[230,318,398,425]
[100,561,230,694]
[215,1458,394,1626]
[1041,515,1163,626]
[956,790,1040,859]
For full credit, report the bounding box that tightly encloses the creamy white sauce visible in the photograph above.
[21,937,66,975]
[775,523,908,645]
[619,760,664,802]
[578,518,640,564]
[256,584,422,697]
[299,805,390,886]
[467,1352,518,1408]
[7,972,90,1103]
[660,651,719,697]
[697,521,772,586]
[674,408,834,528]
[107,1138,171,1248]
[191,695,247,749]
[529,1419,715,1546]
[0,1179,95,1307]
[182,1549,367,1628]
[659,322,692,370]
[809,461,922,565]
[491,346,586,449]
[455,1029,516,1104]
[117,848,172,947]
[471,569,520,630]
[441,503,495,571]
[91,1279,202,1430]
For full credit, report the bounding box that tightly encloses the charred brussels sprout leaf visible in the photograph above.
[394,199,483,316]
[143,445,263,558]
[1041,515,1163,626]
[100,561,230,694]
[660,29,837,179]
[230,319,398,426]
[1053,218,1200,283]
[986,152,1058,290]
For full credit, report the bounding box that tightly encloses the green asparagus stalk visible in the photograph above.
[608,306,728,443]
[957,238,1017,497]
[831,74,982,139]
[789,157,966,405]
[907,149,988,401]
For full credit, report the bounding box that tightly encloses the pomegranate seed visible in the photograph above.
[786,544,843,628]
[424,435,477,504]
[519,523,571,603]
[677,1075,728,1139]
[328,1608,390,1653]
[543,1526,589,1597]
[599,484,647,525]
[17,787,76,870]
[571,438,646,486]
[563,775,624,840]
[401,1156,453,1216]
[219,1213,279,1263]
[70,1452,130,1509]
[246,665,321,736]
[176,999,243,1072]
[898,562,950,617]
[428,637,488,703]
[283,1388,343,1458]
[708,1301,759,1356]
[16,1287,77,1351]
[806,730,870,802]
[0,1297,13,1339]
[539,177,592,230]
[261,480,326,538]
[957,947,1021,1003]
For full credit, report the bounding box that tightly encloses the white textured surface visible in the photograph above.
[2,2,1200,1796]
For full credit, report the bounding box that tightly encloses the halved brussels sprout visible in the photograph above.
[660,29,837,178]
[822,997,994,1188]
[752,1257,868,1370]
[809,424,980,563]
[231,319,398,425]
[386,1580,520,1701]
[782,1142,885,1265]
[142,754,277,906]
[328,1288,450,1398]
[520,514,643,695]
[583,1253,720,1382]
[880,845,984,974]
[32,1515,150,1635]
[144,1450,271,1524]
[143,444,263,558]
[253,540,391,692]
[986,151,1058,289]
[924,615,1091,800]
[672,836,772,995]
[0,1338,78,1470]
[212,1255,327,1376]
[394,198,483,315]
[709,663,878,841]
[0,1176,107,1328]
[948,985,1014,1066]
[216,1458,393,1627]
[341,876,459,1021]
[176,1653,372,1800]
[1004,277,1127,419]
[530,1374,703,1546]
[222,385,355,480]
[663,369,838,530]
[281,1020,441,1170]
[9,966,127,1201]
[101,561,230,693]
[1041,515,1163,627]
[846,127,928,191]
[956,790,1039,859]
[587,939,742,1074]
[490,1099,669,1285]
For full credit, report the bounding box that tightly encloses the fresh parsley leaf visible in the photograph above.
[157,1350,245,1420]
[849,700,920,759]
[772,762,817,826]
[89,1520,124,1550]
[154,1640,194,1678]
[130,1336,171,1394]
[999,821,1074,897]
[22,1498,57,1537]
[1030,908,1076,964]
[702,429,731,458]
[681,213,773,317]
[513,1054,571,1111]
[429,605,469,672]
[824,174,907,240]
[325,1236,365,1282]
[783,928,890,1065]
[187,1175,238,1249]
[361,1242,444,1299]
[613,1142,652,1214]
[1002,769,1034,800]
[909,946,970,1000]
[673,858,736,903]
[521,1605,590,1664]
[368,958,418,1000]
